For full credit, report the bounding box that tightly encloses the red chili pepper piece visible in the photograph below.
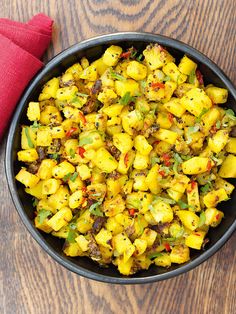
[210,124,217,134]
[79,112,87,125]
[151,82,165,89]
[191,181,197,190]
[81,186,87,193]
[168,113,174,123]
[215,213,220,221]
[196,70,204,85]
[162,153,171,166]
[159,170,166,177]
[66,127,77,138]
[129,208,136,216]
[153,140,160,146]
[195,233,201,236]
[77,146,86,158]
[120,51,131,59]
[164,243,171,252]
[124,153,129,168]
[207,160,212,171]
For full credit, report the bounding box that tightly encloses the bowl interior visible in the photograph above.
[8,34,236,283]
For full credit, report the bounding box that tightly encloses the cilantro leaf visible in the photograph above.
[195,108,209,123]
[225,109,236,120]
[25,127,34,148]
[89,202,104,217]
[51,153,59,160]
[119,92,136,106]
[200,183,212,193]
[31,121,41,129]
[177,200,195,210]
[151,156,160,166]
[70,172,78,182]
[67,229,77,243]
[136,53,143,61]
[38,209,51,224]
[69,148,75,158]
[216,121,221,129]
[110,71,126,81]
[189,69,196,84]
[63,172,72,182]
[148,252,163,260]
[198,212,206,227]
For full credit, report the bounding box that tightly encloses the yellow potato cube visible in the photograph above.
[205,207,224,227]
[214,177,235,195]
[163,81,177,103]
[205,86,228,104]
[219,154,236,178]
[65,62,83,80]
[176,210,200,231]
[56,85,78,101]
[91,58,109,75]
[36,128,52,146]
[50,126,65,139]
[153,128,178,144]
[167,189,183,202]
[47,207,72,231]
[94,147,118,173]
[117,257,133,275]
[38,77,59,100]
[203,188,228,208]
[105,217,123,235]
[38,159,57,180]
[113,133,133,153]
[77,209,94,234]
[48,186,69,210]
[180,88,212,116]
[103,194,125,217]
[178,55,197,75]
[133,173,149,191]
[25,180,46,200]
[127,60,147,80]
[187,181,201,212]
[75,235,89,252]
[225,138,236,154]
[163,98,186,118]
[115,79,140,97]
[134,135,153,155]
[140,228,157,246]
[64,242,84,257]
[182,157,213,175]
[163,62,187,84]
[15,168,39,188]
[79,64,98,81]
[42,179,61,195]
[117,150,135,174]
[21,127,37,149]
[150,200,173,223]
[134,239,147,256]
[185,231,205,250]
[27,102,40,121]
[77,164,91,180]
[103,104,123,117]
[81,57,89,69]
[170,245,190,264]
[102,45,122,66]
[69,190,83,209]
[133,152,149,170]
[145,164,162,194]
[95,228,112,248]
[156,112,173,129]
[52,161,75,179]
[154,253,171,267]
[208,130,229,153]
[17,149,38,162]
[97,89,117,104]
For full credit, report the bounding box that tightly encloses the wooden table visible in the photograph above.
[1,1,236,313]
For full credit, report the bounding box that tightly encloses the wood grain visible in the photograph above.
[1,1,236,313]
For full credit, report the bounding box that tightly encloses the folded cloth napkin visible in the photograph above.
[0,13,53,142]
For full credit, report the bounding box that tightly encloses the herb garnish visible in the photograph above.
[119,92,136,106]
[198,212,206,227]
[37,209,51,224]
[89,202,104,217]
[79,137,93,146]
[25,127,34,148]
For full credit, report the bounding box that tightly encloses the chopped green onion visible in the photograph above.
[177,200,195,210]
[70,172,78,182]
[195,108,209,123]
[198,212,206,227]
[188,69,196,84]
[110,71,126,81]
[225,109,236,120]
[63,172,72,182]
[25,127,34,148]
[67,229,77,243]
[148,252,163,260]
[37,209,51,224]
[119,92,136,106]
[200,183,212,193]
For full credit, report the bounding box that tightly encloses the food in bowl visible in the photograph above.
[15,43,236,275]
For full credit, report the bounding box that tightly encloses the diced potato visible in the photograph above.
[182,157,213,175]
[133,173,149,191]
[205,85,228,104]
[127,61,147,80]
[97,89,117,104]
[205,208,224,227]
[203,188,228,208]
[133,152,149,170]
[68,175,84,192]
[17,149,38,162]
[185,231,205,250]
[42,179,61,195]
[167,189,183,202]
[79,64,97,81]
[15,168,39,188]
[77,209,94,233]
[81,57,89,69]
[117,257,133,275]
[163,98,186,118]
[65,62,83,80]
[187,181,201,212]
[27,102,40,121]
[156,111,173,129]
[37,199,56,214]
[145,164,162,194]
[36,127,52,146]
[163,81,177,103]
[25,180,46,199]
[106,177,121,198]
[219,154,236,178]
[208,130,229,153]
[103,45,122,66]
[93,147,118,173]
[214,177,235,195]
[103,104,123,117]
[150,200,173,223]
[154,253,171,267]
[134,135,153,155]
[153,128,178,145]
[176,210,200,231]
[163,62,187,84]
[75,235,89,251]
[103,194,125,217]
[105,217,123,235]
[37,159,57,180]
[140,228,157,246]
[91,58,109,75]
[79,131,104,151]
[122,110,143,135]
[47,186,69,210]
[133,239,147,256]
[113,133,133,153]
[115,79,140,97]
[63,242,84,257]
[175,83,195,98]
[52,161,75,179]
[21,127,37,149]
[38,77,59,100]
[180,88,212,116]
[95,228,112,248]
[77,164,91,180]
[47,207,73,231]
[117,151,135,174]
[143,45,174,70]
[178,55,197,75]
[201,107,220,135]
[50,126,65,139]
[170,245,190,264]
[170,174,190,193]
[225,138,236,154]
[69,190,83,209]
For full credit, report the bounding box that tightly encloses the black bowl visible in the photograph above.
[5,32,236,284]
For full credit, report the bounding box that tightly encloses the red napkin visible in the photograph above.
[0,13,53,142]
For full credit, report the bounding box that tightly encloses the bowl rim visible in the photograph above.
[5,31,236,284]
